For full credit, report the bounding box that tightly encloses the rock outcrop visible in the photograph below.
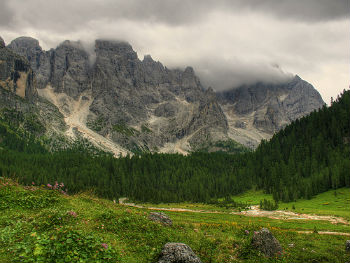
[0,37,5,48]
[0,40,66,140]
[158,243,202,263]
[217,76,325,147]
[148,212,173,226]
[0,39,37,101]
[251,228,282,257]
[7,36,51,89]
[346,240,350,252]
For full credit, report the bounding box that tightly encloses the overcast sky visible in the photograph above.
[1,0,349,103]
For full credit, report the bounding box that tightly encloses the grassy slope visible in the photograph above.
[0,178,349,263]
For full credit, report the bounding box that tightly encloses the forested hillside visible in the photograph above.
[253,89,350,201]
[0,90,349,203]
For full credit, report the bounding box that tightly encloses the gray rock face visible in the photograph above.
[7,36,325,153]
[149,212,172,226]
[9,37,228,153]
[218,76,325,147]
[50,40,91,98]
[0,44,37,101]
[346,240,350,252]
[8,37,51,89]
[158,243,202,263]
[0,37,5,48]
[0,44,66,140]
[251,228,282,257]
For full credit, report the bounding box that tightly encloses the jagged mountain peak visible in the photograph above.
[0,36,5,48]
[143,54,154,62]
[58,40,85,50]
[0,44,37,101]
[8,36,41,49]
[4,36,325,153]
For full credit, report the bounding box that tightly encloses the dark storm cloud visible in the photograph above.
[224,0,349,22]
[0,0,348,103]
[1,0,348,34]
[0,1,14,28]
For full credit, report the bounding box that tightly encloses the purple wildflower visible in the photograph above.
[47,183,52,188]
[101,243,108,249]
[67,211,77,217]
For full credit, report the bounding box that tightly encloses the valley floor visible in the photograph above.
[0,179,349,262]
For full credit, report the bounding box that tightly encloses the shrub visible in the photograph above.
[259,199,278,211]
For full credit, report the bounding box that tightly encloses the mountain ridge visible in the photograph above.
[2,36,325,153]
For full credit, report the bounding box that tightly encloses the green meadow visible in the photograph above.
[0,178,349,263]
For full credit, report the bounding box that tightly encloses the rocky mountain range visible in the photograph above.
[0,36,325,154]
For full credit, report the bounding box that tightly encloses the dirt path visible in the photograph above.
[231,205,349,225]
[118,199,349,226]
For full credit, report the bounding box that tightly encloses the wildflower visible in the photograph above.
[32,182,35,185]
[244,230,249,235]
[47,184,52,188]
[67,211,77,217]
[101,243,108,249]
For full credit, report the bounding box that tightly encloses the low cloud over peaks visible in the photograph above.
[1,0,348,103]
[192,58,294,92]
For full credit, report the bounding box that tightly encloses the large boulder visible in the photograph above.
[251,228,282,257]
[149,212,172,226]
[158,243,202,263]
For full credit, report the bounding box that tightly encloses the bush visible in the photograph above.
[259,199,278,211]
[14,228,120,263]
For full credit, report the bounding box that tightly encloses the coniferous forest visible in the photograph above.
[0,90,349,203]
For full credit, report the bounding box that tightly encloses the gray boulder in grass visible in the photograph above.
[251,228,282,257]
[149,212,173,226]
[346,240,350,252]
[158,243,202,263]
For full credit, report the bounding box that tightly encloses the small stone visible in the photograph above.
[251,228,282,257]
[158,243,202,263]
[148,212,172,226]
[346,240,350,252]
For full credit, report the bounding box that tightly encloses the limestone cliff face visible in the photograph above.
[0,39,66,140]
[7,36,324,152]
[7,36,51,90]
[8,37,228,153]
[0,39,37,101]
[217,77,325,147]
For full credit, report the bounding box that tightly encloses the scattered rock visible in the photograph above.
[251,228,282,257]
[149,212,172,226]
[346,240,350,252]
[158,243,202,263]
